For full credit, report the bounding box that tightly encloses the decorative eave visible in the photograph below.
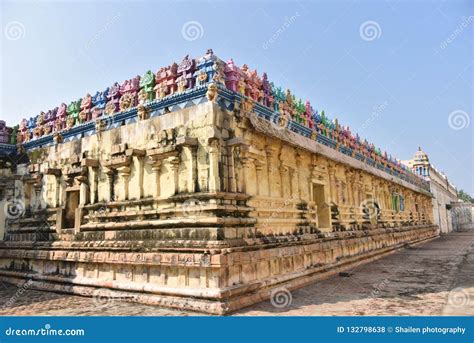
[17,83,430,194]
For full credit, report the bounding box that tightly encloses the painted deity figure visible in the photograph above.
[0,120,9,143]
[9,125,18,145]
[67,99,82,128]
[120,76,141,96]
[57,103,68,131]
[79,94,93,123]
[155,63,178,98]
[177,55,196,90]
[261,73,273,108]
[119,76,141,111]
[36,112,45,127]
[176,75,187,93]
[272,83,285,113]
[27,117,36,132]
[155,82,168,99]
[246,68,262,102]
[295,99,305,124]
[304,101,315,129]
[44,107,57,127]
[140,70,155,101]
[239,65,251,97]
[225,59,240,92]
[211,60,226,85]
[33,125,43,138]
[91,88,109,119]
[196,70,208,86]
[18,119,29,143]
[105,82,121,115]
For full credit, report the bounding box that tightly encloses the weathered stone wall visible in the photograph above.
[451,202,474,231]
[0,100,439,314]
[430,179,457,234]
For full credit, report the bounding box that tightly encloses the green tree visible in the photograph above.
[457,189,474,203]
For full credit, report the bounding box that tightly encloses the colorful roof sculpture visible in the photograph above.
[6,49,427,190]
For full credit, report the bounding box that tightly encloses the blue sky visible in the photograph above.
[1,0,473,194]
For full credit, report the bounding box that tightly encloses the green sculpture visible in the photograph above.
[67,99,82,119]
[140,70,155,101]
[10,125,18,145]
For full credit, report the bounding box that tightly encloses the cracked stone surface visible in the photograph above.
[0,231,472,316]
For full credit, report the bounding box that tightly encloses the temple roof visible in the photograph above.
[413,147,429,164]
[5,49,430,191]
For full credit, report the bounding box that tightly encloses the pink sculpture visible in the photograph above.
[106,82,121,114]
[177,55,196,90]
[57,103,68,130]
[224,59,240,92]
[79,94,93,123]
[0,120,9,143]
[155,63,178,98]
[19,119,30,143]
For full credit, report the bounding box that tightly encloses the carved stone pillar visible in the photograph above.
[117,166,131,201]
[345,170,355,207]
[33,182,42,210]
[265,146,279,197]
[290,167,300,199]
[295,152,304,199]
[105,168,115,202]
[255,160,264,196]
[176,136,198,193]
[148,159,162,198]
[167,157,180,195]
[327,164,337,203]
[88,167,98,204]
[54,176,61,207]
[208,139,220,192]
[44,168,62,208]
[81,159,99,204]
[227,145,237,193]
[134,156,144,199]
[279,165,289,199]
[71,172,89,206]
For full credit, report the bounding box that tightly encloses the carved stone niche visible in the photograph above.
[103,143,146,201]
[146,126,198,196]
[64,155,86,188]
[23,168,43,212]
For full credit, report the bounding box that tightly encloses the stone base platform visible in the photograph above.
[0,225,438,314]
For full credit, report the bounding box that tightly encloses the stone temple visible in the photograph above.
[0,49,443,314]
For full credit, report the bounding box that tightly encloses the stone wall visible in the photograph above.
[451,202,474,231]
[0,98,439,314]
